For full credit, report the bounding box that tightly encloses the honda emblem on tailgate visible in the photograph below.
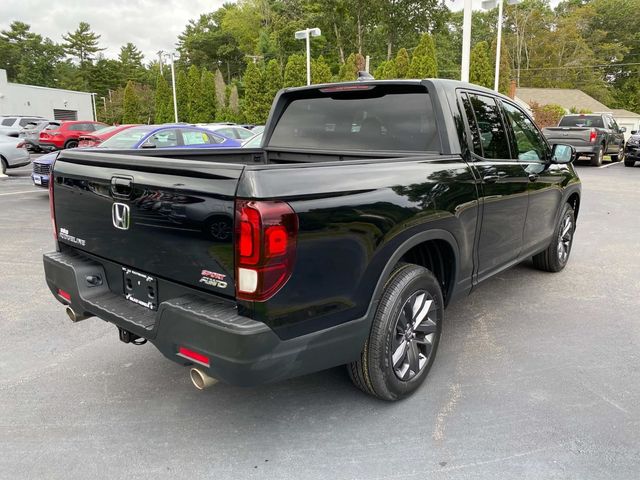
[112,203,130,230]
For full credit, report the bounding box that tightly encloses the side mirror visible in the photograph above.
[551,144,575,164]
[631,130,637,135]
[140,141,156,149]
[620,126,627,133]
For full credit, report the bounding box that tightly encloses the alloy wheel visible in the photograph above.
[391,290,438,381]
[557,214,573,264]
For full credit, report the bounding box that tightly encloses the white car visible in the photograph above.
[0,135,31,174]
[197,124,255,142]
[0,115,46,137]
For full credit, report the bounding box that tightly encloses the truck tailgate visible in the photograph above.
[543,127,593,145]
[51,151,245,298]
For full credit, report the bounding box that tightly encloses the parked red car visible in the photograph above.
[78,124,140,148]
[39,120,108,151]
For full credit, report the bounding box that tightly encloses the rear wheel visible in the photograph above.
[0,156,7,175]
[610,145,624,162]
[64,140,78,149]
[348,264,443,401]
[590,145,604,166]
[533,203,575,272]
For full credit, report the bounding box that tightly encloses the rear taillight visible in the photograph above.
[235,200,298,301]
[589,129,597,143]
[49,162,57,240]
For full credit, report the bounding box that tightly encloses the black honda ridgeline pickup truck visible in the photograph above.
[44,80,581,400]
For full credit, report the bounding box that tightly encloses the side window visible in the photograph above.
[502,102,548,162]
[68,123,83,131]
[236,128,254,140]
[1,118,16,126]
[145,129,179,148]
[19,118,36,127]
[609,117,620,132]
[460,93,483,156]
[468,94,510,159]
[217,128,237,139]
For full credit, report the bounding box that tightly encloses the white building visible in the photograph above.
[0,69,95,121]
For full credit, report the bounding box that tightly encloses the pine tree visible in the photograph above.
[375,60,398,80]
[176,69,189,122]
[408,34,438,79]
[242,62,268,124]
[338,53,358,81]
[395,48,410,78]
[122,80,141,123]
[214,69,227,121]
[62,22,104,65]
[201,69,217,122]
[187,65,207,122]
[470,41,492,89]
[284,54,307,87]
[312,55,332,84]
[264,59,283,112]
[154,73,173,123]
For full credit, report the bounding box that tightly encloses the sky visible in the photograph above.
[0,0,230,61]
[1,0,560,62]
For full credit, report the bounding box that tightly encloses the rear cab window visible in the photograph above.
[269,84,441,152]
[558,116,604,128]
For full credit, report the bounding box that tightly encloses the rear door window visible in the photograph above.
[181,129,224,146]
[1,118,16,126]
[467,94,510,159]
[269,85,440,152]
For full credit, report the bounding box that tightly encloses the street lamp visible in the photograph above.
[162,52,179,123]
[295,27,321,86]
[482,0,522,91]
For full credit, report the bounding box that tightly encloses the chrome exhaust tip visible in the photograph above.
[65,306,90,322]
[189,368,218,390]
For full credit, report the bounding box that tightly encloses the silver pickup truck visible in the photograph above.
[542,113,626,166]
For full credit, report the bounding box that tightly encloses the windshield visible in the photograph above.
[558,116,604,128]
[269,85,439,152]
[98,126,155,148]
[92,125,121,136]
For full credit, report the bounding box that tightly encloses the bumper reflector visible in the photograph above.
[177,346,210,367]
[58,289,71,302]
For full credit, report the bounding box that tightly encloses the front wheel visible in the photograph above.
[624,158,636,167]
[610,145,624,162]
[348,264,443,401]
[533,203,575,272]
[64,140,78,149]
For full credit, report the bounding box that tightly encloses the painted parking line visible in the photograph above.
[598,162,622,169]
[0,190,46,196]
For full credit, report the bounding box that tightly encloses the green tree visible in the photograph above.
[176,70,189,122]
[154,73,174,123]
[408,33,438,78]
[284,54,307,87]
[62,21,104,64]
[264,59,283,106]
[395,48,410,78]
[187,65,207,122]
[374,60,398,79]
[312,55,332,84]
[201,69,217,122]
[119,42,144,82]
[242,62,269,124]
[122,81,142,123]
[470,41,492,88]
[338,53,358,81]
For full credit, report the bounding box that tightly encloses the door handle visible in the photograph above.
[528,173,539,182]
[111,176,133,199]
[482,171,507,183]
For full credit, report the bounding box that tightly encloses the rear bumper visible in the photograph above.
[625,145,640,160]
[572,145,600,156]
[39,141,63,151]
[43,250,367,386]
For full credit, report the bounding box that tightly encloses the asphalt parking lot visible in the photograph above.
[1,158,639,480]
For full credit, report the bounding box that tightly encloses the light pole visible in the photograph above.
[163,52,179,123]
[461,0,472,82]
[295,28,321,86]
[482,0,521,91]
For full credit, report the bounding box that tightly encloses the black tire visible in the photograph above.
[590,145,604,166]
[532,203,575,272]
[0,156,7,175]
[64,140,78,149]
[348,263,443,401]
[610,145,624,162]
[624,158,636,167]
